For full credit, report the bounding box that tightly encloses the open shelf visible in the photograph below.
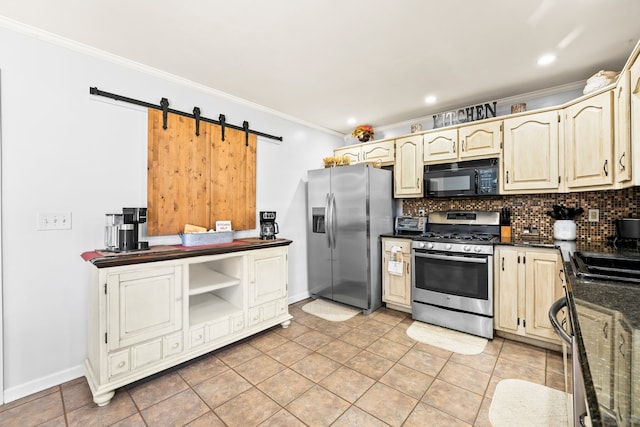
[189,263,240,295]
[189,293,241,326]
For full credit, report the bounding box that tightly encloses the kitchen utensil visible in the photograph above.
[615,218,640,239]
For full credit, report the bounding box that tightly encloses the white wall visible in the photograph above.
[0,23,341,402]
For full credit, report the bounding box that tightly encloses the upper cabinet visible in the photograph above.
[502,110,561,193]
[394,135,424,198]
[423,120,501,164]
[614,69,632,186]
[423,128,458,163]
[630,50,640,187]
[334,140,395,166]
[563,90,614,190]
[457,120,502,160]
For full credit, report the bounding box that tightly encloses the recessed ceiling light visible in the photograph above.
[537,53,556,66]
[425,95,437,104]
[347,117,357,125]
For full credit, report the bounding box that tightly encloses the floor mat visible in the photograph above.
[489,379,570,427]
[405,321,487,355]
[301,299,360,322]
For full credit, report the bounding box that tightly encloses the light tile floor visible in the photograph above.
[0,300,566,426]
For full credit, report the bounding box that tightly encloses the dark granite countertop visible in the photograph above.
[560,243,639,426]
[81,238,293,268]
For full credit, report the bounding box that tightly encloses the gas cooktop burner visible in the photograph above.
[416,232,499,243]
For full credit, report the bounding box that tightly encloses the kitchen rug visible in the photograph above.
[405,321,487,355]
[301,299,360,322]
[489,379,570,427]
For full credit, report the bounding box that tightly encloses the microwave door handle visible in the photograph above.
[474,170,479,194]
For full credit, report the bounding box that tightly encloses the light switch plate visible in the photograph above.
[588,209,599,222]
[38,212,72,230]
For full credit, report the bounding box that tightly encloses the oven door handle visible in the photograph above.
[413,252,487,264]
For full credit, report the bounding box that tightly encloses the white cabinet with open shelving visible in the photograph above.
[84,242,292,407]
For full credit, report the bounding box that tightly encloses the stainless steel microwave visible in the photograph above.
[424,158,498,198]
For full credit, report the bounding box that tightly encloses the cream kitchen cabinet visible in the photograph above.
[84,243,291,406]
[502,110,562,193]
[422,128,458,163]
[564,89,614,190]
[394,135,424,198]
[630,50,640,187]
[333,145,362,164]
[576,302,614,412]
[614,69,632,186]
[494,246,564,345]
[423,120,501,164]
[334,139,395,166]
[381,237,412,313]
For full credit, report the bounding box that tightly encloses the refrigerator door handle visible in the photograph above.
[331,192,337,249]
[324,193,332,248]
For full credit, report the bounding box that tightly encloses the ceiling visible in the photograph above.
[1,0,640,135]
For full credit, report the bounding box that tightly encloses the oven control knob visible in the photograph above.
[473,246,482,253]
[445,244,452,250]
[416,242,425,249]
[463,245,471,252]
[426,242,434,249]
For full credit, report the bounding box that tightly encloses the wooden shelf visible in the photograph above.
[189,293,241,326]
[189,263,240,295]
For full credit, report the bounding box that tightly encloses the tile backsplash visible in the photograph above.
[402,187,640,242]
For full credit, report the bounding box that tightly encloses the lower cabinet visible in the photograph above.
[84,244,291,406]
[494,246,564,345]
[381,237,412,313]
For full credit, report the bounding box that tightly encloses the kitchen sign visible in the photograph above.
[432,101,497,128]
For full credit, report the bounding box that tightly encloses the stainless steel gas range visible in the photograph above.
[411,211,500,339]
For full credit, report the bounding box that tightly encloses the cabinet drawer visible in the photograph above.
[131,339,163,369]
[208,317,231,341]
[383,239,411,253]
[108,349,130,378]
[189,326,206,348]
[164,332,183,357]
[231,313,245,332]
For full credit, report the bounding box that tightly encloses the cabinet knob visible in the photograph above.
[118,361,126,368]
[173,342,179,349]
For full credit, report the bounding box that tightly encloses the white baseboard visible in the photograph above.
[288,290,311,305]
[3,364,84,404]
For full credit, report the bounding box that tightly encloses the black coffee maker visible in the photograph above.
[260,211,279,240]
[119,207,149,251]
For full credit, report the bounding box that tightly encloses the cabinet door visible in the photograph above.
[458,120,502,160]
[362,140,394,165]
[576,303,613,410]
[524,251,563,342]
[249,247,287,307]
[613,317,632,426]
[381,239,411,309]
[614,70,632,185]
[564,90,614,189]
[502,111,561,192]
[630,54,640,186]
[334,146,361,164]
[394,135,424,197]
[494,248,521,335]
[423,129,458,164]
[107,265,183,351]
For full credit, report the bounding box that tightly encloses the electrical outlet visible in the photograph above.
[38,212,72,230]
[588,209,599,222]
[418,209,425,216]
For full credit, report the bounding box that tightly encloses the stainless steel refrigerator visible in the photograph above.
[307,164,393,313]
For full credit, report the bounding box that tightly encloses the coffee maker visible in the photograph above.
[259,211,279,240]
[104,207,149,252]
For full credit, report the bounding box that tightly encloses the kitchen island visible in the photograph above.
[81,238,292,406]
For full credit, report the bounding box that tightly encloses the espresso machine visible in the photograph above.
[104,207,149,252]
[259,211,279,240]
